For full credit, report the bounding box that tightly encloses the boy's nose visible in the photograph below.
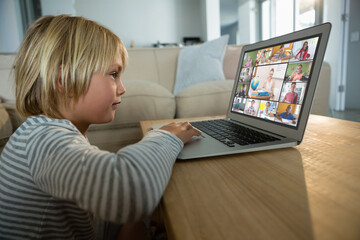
[117,79,126,96]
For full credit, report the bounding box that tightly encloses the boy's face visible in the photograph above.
[286,105,292,113]
[68,54,125,127]
[291,83,296,91]
[279,46,284,54]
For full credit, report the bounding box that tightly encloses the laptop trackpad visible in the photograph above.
[179,134,233,159]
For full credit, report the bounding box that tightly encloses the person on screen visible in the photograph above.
[296,41,309,61]
[288,64,303,81]
[234,98,241,110]
[260,101,274,117]
[243,68,251,82]
[239,84,247,97]
[271,44,290,62]
[276,104,297,124]
[283,82,299,104]
[260,51,267,64]
[244,56,252,67]
[246,100,256,116]
[260,68,275,97]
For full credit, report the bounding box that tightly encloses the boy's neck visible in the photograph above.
[57,103,89,136]
[71,122,89,136]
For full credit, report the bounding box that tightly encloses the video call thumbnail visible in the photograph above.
[247,64,287,102]
[285,62,312,82]
[258,100,277,121]
[231,36,319,128]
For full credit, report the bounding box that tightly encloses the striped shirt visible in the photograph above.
[0,116,183,239]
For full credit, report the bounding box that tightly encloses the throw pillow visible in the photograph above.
[173,35,229,95]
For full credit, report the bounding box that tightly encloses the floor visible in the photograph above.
[329,109,360,123]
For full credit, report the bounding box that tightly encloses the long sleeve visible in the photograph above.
[27,121,183,224]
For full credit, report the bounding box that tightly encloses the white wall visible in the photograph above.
[323,0,343,111]
[72,0,204,48]
[5,0,220,50]
[203,0,221,41]
[238,0,251,44]
[40,0,75,15]
[237,0,257,44]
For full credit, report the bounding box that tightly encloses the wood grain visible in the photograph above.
[140,115,360,240]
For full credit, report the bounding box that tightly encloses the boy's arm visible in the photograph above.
[29,126,183,224]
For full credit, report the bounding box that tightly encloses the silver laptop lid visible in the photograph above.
[226,23,331,143]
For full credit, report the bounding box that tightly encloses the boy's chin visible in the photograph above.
[94,114,115,124]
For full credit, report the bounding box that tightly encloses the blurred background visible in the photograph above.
[0,0,359,121]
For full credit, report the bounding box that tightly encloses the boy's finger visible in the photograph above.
[191,127,202,136]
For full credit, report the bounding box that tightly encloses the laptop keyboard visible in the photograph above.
[190,119,280,147]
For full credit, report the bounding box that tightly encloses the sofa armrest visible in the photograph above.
[1,103,26,131]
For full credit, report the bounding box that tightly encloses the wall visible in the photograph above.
[323,0,343,111]
[0,0,22,53]
[238,0,252,44]
[40,0,75,15]
[237,0,258,44]
[345,0,360,110]
[203,0,221,41]
[73,0,204,48]
[4,0,221,50]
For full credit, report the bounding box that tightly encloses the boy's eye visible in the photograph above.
[110,72,119,79]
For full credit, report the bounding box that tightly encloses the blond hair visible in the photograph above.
[14,15,127,118]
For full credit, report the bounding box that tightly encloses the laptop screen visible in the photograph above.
[230,36,321,128]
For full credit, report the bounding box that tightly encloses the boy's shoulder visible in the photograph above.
[17,116,80,136]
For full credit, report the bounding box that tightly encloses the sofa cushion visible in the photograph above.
[122,48,182,93]
[175,80,235,118]
[0,104,12,147]
[89,80,175,131]
[173,35,229,95]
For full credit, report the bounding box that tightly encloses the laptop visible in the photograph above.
[153,23,331,160]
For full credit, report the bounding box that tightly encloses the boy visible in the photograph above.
[0,15,200,239]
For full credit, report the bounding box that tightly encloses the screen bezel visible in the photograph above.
[226,23,331,142]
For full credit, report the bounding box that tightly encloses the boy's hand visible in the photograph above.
[160,122,201,144]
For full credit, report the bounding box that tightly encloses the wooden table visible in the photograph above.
[140,115,360,240]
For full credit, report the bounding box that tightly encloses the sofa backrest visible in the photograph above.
[0,104,13,154]
[0,54,16,102]
[122,47,181,92]
[0,45,245,100]
[122,45,245,93]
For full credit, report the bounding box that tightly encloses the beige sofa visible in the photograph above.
[0,45,330,153]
